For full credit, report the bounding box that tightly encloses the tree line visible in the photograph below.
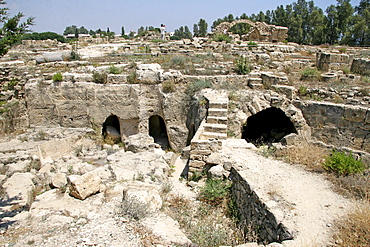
[212,0,369,46]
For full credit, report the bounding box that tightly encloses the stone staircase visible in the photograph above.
[201,90,229,140]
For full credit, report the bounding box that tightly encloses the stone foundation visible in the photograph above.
[230,167,293,244]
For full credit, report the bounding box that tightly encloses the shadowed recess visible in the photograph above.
[242,107,297,145]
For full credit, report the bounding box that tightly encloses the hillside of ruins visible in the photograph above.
[0,17,369,247]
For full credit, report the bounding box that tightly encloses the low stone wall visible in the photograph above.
[295,100,370,161]
[351,58,370,75]
[229,167,293,244]
[188,120,222,172]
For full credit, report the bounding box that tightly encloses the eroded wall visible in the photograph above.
[24,81,191,151]
[295,100,370,154]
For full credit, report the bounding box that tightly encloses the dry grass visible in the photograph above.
[164,194,245,247]
[333,201,370,246]
[276,142,329,172]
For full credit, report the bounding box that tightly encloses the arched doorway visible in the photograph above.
[102,115,121,143]
[149,115,170,149]
[242,107,297,145]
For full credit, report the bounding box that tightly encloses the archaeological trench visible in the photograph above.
[0,32,369,246]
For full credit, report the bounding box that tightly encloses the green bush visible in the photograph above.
[198,178,232,205]
[212,33,232,43]
[234,56,251,75]
[109,65,121,74]
[93,72,107,84]
[323,150,366,176]
[247,41,258,48]
[186,80,213,96]
[162,80,175,93]
[52,73,63,82]
[300,67,321,81]
[70,51,80,61]
[298,85,307,96]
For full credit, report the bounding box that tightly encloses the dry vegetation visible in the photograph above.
[274,141,370,246]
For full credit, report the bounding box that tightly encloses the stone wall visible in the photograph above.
[24,81,190,151]
[351,58,370,75]
[229,167,293,244]
[295,100,370,159]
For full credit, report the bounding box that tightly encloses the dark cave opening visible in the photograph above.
[242,107,297,145]
[102,115,121,143]
[149,115,170,149]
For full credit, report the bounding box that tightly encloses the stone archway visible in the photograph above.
[242,107,297,145]
[149,115,170,149]
[102,115,121,143]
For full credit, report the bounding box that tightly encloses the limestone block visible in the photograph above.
[281,133,301,146]
[207,165,225,179]
[206,153,222,165]
[68,173,101,200]
[136,63,163,83]
[6,160,31,175]
[89,165,114,182]
[51,173,67,188]
[107,74,127,84]
[142,212,192,246]
[36,51,71,64]
[124,133,157,153]
[3,173,35,206]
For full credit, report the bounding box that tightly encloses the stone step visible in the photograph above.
[207,116,228,125]
[203,123,227,133]
[202,132,227,140]
[209,101,228,109]
[208,108,228,118]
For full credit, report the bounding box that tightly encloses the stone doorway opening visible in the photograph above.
[102,115,121,143]
[149,115,170,149]
[242,107,297,145]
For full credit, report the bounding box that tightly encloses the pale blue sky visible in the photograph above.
[8,0,360,34]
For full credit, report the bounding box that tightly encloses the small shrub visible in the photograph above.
[52,73,63,82]
[298,85,307,96]
[109,65,121,74]
[93,72,107,84]
[162,80,175,93]
[189,170,203,182]
[247,41,258,48]
[198,178,232,205]
[185,80,213,96]
[119,195,151,220]
[213,33,232,43]
[168,55,188,69]
[70,51,80,61]
[127,70,138,84]
[323,150,366,176]
[234,56,250,75]
[300,67,320,81]
[4,79,18,90]
[338,47,347,53]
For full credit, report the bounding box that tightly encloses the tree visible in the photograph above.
[21,32,66,43]
[121,26,125,36]
[74,28,79,38]
[171,26,192,40]
[193,23,199,37]
[0,0,35,56]
[198,19,208,37]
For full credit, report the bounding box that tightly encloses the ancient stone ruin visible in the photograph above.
[212,19,289,42]
[0,35,369,246]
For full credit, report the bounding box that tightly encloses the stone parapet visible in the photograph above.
[230,167,293,244]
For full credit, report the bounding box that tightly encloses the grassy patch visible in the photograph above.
[234,56,251,75]
[52,72,63,82]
